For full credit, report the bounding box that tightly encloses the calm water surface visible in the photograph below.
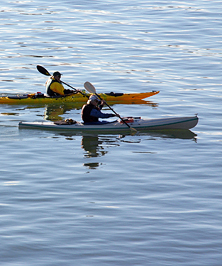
[0,0,222,265]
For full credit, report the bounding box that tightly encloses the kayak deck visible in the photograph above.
[19,116,198,132]
[0,91,159,105]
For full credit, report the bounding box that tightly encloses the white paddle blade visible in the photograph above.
[84,81,96,94]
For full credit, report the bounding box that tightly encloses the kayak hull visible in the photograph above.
[19,116,198,132]
[0,91,159,105]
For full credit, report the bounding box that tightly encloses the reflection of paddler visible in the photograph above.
[44,105,71,121]
[81,136,99,157]
[81,135,107,158]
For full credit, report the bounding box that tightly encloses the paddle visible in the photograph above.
[84,81,137,132]
[36,65,88,98]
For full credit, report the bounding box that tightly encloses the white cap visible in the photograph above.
[89,95,99,102]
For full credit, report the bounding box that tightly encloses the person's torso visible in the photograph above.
[81,104,99,123]
[46,78,64,96]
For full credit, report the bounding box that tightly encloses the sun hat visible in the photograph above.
[53,71,62,77]
[89,95,99,102]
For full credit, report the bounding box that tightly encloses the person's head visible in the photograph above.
[53,71,62,81]
[87,94,100,106]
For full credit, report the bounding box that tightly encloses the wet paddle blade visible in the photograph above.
[37,65,51,76]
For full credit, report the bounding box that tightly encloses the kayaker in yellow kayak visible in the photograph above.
[81,95,118,124]
[45,71,77,96]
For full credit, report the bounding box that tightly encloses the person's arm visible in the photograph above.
[90,108,115,118]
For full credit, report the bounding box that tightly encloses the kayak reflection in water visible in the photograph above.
[81,94,118,125]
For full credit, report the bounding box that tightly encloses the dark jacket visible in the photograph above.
[81,103,99,123]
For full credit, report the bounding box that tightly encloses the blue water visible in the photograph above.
[0,1,222,265]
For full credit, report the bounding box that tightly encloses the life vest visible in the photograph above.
[46,78,62,96]
[81,103,99,123]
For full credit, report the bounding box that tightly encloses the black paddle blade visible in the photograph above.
[37,65,51,76]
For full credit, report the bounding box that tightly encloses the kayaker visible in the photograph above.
[81,95,117,124]
[46,71,76,97]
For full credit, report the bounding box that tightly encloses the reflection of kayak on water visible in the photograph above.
[0,91,159,105]
[54,128,197,141]
[43,101,158,121]
[65,129,198,170]
[19,115,198,132]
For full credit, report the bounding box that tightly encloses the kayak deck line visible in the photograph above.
[19,115,199,132]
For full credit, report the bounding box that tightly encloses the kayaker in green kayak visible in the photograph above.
[81,95,118,124]
[45,71,76,96]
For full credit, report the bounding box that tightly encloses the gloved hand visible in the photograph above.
[64,89,74,94]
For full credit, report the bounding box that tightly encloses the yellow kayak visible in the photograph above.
[0,91,159,105]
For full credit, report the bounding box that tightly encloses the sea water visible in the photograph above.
[0,1,221,265]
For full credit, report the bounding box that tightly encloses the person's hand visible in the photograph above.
[71,89,80,94]
[64,89,74,94]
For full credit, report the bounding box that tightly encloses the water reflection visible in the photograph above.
[139,129,197,140]
[82,134,123,169]
[43,101,158,121]
[81,135,108,158]
[82,135,107,169]
[57,133,124,169]
[44,104,76,121]
[57,130,197,169]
